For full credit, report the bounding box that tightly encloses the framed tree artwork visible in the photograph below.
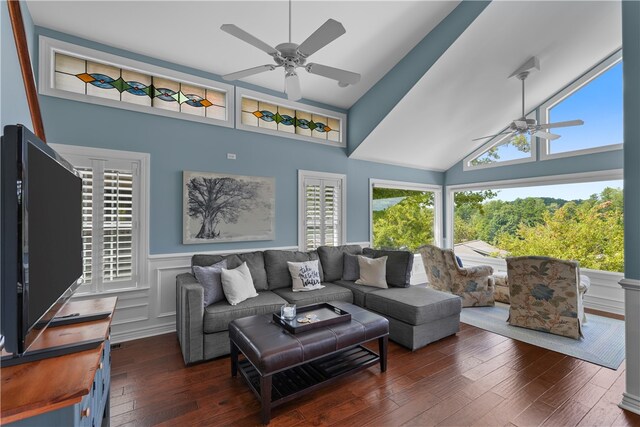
[183,171,275,244]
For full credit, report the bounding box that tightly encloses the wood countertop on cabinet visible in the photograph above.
[0,297,117,424]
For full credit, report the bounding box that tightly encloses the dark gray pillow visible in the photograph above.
[342,253,361,281]
[192,259,228,306]
[264,250,324,289]
[317,245,362,281]
[362,248,413,288]
[226,251,268,291]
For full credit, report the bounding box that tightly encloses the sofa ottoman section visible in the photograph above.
[333,280,382,307]
[365,287,462,350]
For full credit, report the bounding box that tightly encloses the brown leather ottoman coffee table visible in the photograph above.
[229,301,389,424]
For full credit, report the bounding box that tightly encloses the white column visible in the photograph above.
[620,279,640,414]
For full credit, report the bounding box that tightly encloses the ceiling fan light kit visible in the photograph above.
[472,56,584,143]
[220,2,360,101]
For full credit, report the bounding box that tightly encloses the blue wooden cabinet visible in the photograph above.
[1,298,116,427]
[6,341,111,427]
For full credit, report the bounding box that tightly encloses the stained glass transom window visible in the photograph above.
[54,52,227,120]
[241,96,341,143]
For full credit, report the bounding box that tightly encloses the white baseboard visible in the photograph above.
[111,321,176,344]
[620,392,640,416]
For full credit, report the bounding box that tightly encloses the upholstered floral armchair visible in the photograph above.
[506,256,589,339]
[418,245,495,307]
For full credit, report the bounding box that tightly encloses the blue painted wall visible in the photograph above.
[34,28,443,255]
[1,1,34,129]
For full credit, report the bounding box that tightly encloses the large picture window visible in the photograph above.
[370,179,442,252]
[52,144,149,293]
[449,173,623,273]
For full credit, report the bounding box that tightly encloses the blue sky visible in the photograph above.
[550,62,623,154]
[476,60,622,162]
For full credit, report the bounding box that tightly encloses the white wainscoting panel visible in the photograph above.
[72,245,299,343]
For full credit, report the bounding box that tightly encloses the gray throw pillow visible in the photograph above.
[192,259,227,307]
[317,245,363,281]
[342,253,361,281]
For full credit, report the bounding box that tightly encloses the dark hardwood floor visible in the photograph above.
[109,324,640,426]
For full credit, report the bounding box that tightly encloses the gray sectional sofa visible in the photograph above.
[176,245,462,365]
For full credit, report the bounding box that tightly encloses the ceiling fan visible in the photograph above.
[220,0,360,101]
[472,57,584,142]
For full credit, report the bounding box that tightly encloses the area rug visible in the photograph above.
[460,303,625,369]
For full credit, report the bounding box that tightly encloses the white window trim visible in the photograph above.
[298,170,347,251]
[39,36,235,129]
[50,144,150,295]
[539,50,623,161]
[444,168,623,250]
[463,113,538,172]
[236,87,347,148]
[369,179,443,250]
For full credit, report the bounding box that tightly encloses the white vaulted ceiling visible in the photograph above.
[26,1,622,171]
[25,0,458,110]
[350,1,622,171]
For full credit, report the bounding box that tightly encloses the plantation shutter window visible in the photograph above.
[103,169,134,283]
[61,153,142,293]
[299,171,346,251]
[77,167,94,284]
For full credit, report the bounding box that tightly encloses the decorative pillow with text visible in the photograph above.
[288,260,324,292]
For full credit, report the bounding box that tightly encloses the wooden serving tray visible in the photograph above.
[272,303,351,334]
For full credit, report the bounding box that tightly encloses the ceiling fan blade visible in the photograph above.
[472,131,514,142]
[539,119,584,129]
[306,63,360,85]
[533,130,561,140]
[297,19,346,57]
[220,24,279,56]
[285,73,302,101]
[222,64,277,81]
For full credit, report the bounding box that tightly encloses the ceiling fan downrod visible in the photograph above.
[516,71,529,120]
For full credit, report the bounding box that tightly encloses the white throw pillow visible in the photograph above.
[288,260,325,292]
[355,255,388,288]
[220,262,259,305]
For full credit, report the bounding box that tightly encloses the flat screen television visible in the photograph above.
[1,124,83,356]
